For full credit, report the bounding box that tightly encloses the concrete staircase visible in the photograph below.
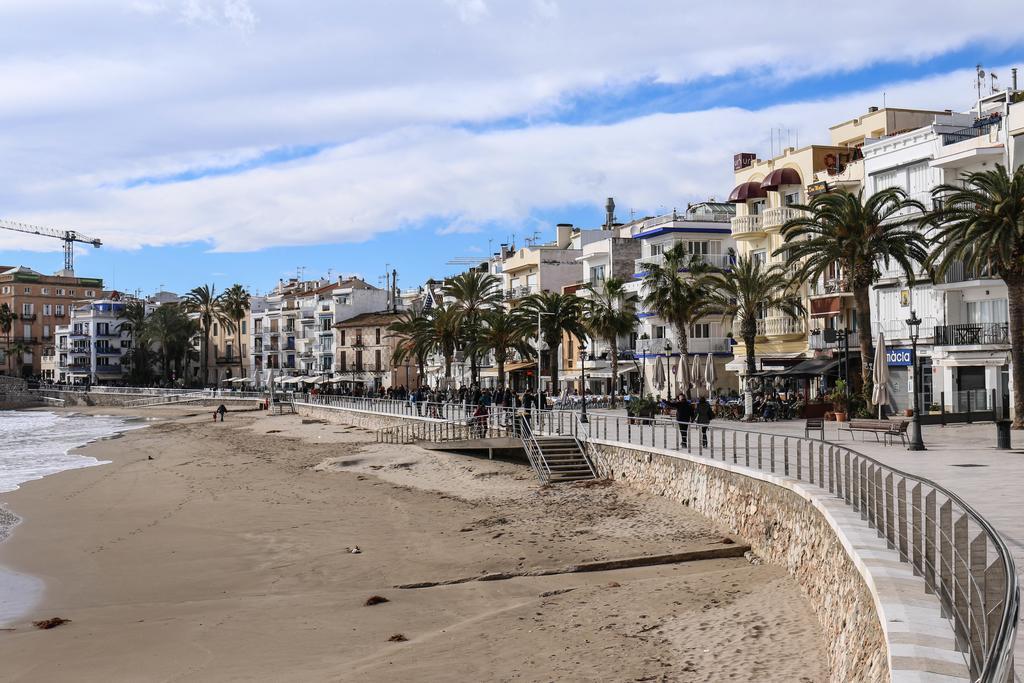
[531,436,597,483]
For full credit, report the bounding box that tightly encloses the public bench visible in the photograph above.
[839,419,910,446]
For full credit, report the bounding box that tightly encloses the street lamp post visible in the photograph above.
[906,310,927,451]
[535,311,554,393]
[578,343,589,423]
[639,333,649,398]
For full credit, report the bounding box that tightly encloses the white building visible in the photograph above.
[55,296,140,384]
[862,93,1020,414]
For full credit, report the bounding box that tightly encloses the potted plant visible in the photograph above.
[904,407,914,417]
[830,379,849,422]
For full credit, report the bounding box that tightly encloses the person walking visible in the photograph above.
[215,404,227,422]
[695,396,714,448]
[666,394,694,448]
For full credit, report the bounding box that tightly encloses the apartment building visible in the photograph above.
[53,295,139,385]
[250,277,329,385]
[501,223,605,304]
[726,106,943,382]
[862,94,1022,414]
[334,311,414,391]
[0,266,103,377]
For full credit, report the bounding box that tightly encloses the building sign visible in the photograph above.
[734,152,756,171]
[886,348,913,366]
[807,181,829,196]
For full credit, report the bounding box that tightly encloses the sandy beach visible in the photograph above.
[0,408,828,682]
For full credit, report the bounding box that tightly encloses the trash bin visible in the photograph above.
[996,419,1011,450]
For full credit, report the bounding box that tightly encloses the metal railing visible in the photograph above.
[292,393,1018,681]
[935,323,1010,347]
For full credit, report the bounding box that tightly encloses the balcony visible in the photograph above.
[504,285,539,301]
[216,355,238,364]
[94,346,122,356]
[730,214,765,239]
[95,364,123,374]
[634,253,733,274]
[94,330,120,338]
[761,206,805,232]
[756,316,806,338]
[688,336,733,354]
[20,313,37,322]
[934,323,1010,347]
[70,330,90,338]
[808,330,860,350]
[808,277,851,298]
[935,261,999,288]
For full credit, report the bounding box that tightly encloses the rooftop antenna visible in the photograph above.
[296,265,305,281]
[976,64,986,101]
[990,71,999,94]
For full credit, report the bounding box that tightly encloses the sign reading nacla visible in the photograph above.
[886,348,913,366]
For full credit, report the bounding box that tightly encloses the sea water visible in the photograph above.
[0,410,139,625]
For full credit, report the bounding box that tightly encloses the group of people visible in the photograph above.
[665,394,716,447]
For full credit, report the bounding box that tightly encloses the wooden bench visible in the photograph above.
[804,417,825,440]
[839,419,910,446]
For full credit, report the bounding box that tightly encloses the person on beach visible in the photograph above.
[665,394,694,447]
[695,396,713,447]
[216,404,227,422]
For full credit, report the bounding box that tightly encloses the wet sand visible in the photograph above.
[0,408,828,681]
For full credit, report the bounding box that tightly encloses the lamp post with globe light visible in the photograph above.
[906,310,926,451]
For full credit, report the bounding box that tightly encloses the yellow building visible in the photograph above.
[726,107,944,378]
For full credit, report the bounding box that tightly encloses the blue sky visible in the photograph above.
[1,1,1023,297]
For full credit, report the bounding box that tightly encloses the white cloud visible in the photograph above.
[0,2,1022,254]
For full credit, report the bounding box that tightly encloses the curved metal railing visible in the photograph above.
[293,394,1017,681]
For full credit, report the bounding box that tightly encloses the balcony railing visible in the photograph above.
[730,214,764,236]
[808,330,860,350]
[20,313,37,322]
[634,253,733,273]
[688,336,733,354]
[940,123,993,146]
[761,206,805,231]
[938,260,998,285]
[755,316,805,337]
[504,285,539,301]
[809,277,849,297]
[934,323,1010,347]
[95,365,123,374]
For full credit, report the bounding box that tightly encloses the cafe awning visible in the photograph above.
[728,181,768,203]
[810,296,842,318]
[759,167,802,190]
[780,358,840,377]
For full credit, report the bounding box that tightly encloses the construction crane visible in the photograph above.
[0,218,102,273]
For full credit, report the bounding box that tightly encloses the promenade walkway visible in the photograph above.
[591,408,1024,674]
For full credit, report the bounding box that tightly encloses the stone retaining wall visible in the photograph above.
[591,441,889,682]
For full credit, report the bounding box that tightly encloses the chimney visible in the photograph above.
[604,197,615,230]
[556,223,573,248]
[868,106,879,113]
[1013,68,1018,91]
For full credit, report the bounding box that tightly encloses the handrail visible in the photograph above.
[291,394,1017,681]
[517,416,550,483]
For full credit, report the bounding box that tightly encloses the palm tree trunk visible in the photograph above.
[1006,277,1024,428]
[609,336,619,408]
[236,318,243,380]
[497,358,506,387]
[470,353,478,385]
[853,285,874,390]
[548,345,558,394]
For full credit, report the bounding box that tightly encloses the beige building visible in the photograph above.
[726,107,943,378]
[334,311,415,392]
[0,266,103,377]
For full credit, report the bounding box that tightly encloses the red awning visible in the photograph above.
[810,297,842,318]
[760,167,802,190]
[727,181,768,203]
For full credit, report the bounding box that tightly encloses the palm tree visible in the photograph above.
[443,271,502,384]
[117,300,152,385]
[706,257,804,419]
[0,303,16,376]
[467,309,532,387]
[583,277,637,407]
[519,291,586,393]
[8,339,30,378]
[388,309,431,389]
[221,284,251,380]
[927,164,1024,427]
[779,188,928,391]
[182,284,235,386]
[640,242,715,354]
[424,304,463,386]
[146,304,198,383]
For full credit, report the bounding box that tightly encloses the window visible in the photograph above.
[375,349,382,370]
[43,304,52,316]
[874,169,900,193]
[751,250,767,266]
[43,325,51,338]
[375,328,381,344]
[687,241,709,256]
[23,287,31,294]
[57,288,65,295]
[22,303,33,316]
[339,330,346,346]
[784,191,800,206]
[653,325,666,339]
[225,343,233,359]
[966,299,1008,324]
[0,286,9,294]
[589,265,606,283]
[41,287,50,295]
[85,290,95,297]
[750,199,766,215]
[355,350,363,371]
[650,243,665,257]
[68,289,75,295]
[339,351,347,371]
[690,324,711,338]
[213,323,218,337]
[56,304,64,316]
[23,324,31,338]
[241,320,247,334]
